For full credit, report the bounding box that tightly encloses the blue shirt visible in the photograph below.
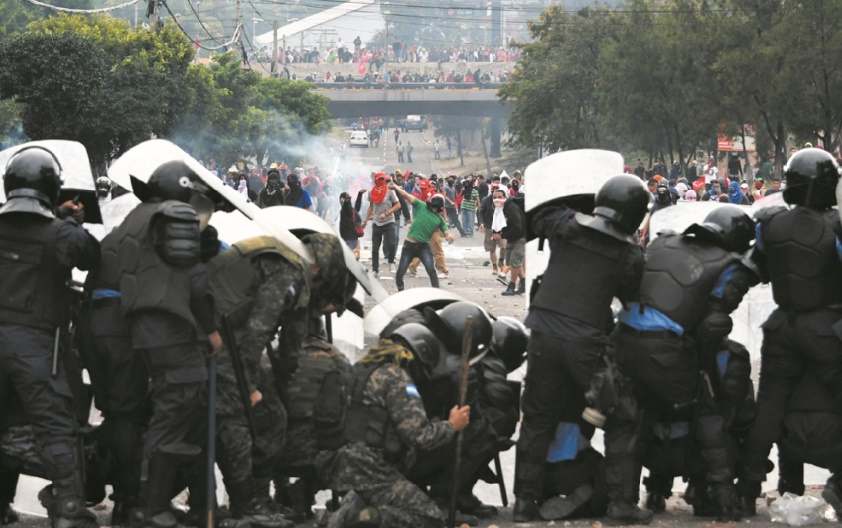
[296,189,313,209]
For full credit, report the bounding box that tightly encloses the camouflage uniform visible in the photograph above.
[210,249,310,491]
[315,341,455,528]
[273,332,351,514]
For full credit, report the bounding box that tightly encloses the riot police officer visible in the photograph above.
[515,175,652,524]
[116,160,221,528]
[315,323,471,528]
[207,232,346,528]
[79,226,148,526]
[612,206,759,521]
[741,148,842,517]
[0,147,100,528]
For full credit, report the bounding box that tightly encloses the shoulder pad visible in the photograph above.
[158,201,199,223]
[303,337,338,353]
[753,205,786,224]
[724,339,750,360]
[822,209,842,238]
[736,248,762,280]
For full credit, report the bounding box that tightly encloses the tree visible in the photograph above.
[599,0,726,168]
[0,0,92,42]
[0,14,204,172]
[499,5,619,152]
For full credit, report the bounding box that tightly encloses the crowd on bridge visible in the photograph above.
[302,68,509,86]
[252,40,520,69]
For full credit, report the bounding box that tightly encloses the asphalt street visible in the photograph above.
[14,132,838,528]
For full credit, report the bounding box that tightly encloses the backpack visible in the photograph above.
[312,362,403,460]
[312,360,355,450]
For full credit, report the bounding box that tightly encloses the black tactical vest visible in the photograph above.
[639,233,738,331]
[343,363,403,460]
[86,230,121,292]
[206,236,310,328]
[117,202,196,326]
[0,214,67,330]
[761,208,842,311]
[531,215,637,330]
[287,338,345,420]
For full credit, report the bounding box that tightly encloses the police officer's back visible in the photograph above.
[515,175,652,524]
[742,148,842,518]
[0,147,100,528]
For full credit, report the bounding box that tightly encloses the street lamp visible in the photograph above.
[252,17,264,40]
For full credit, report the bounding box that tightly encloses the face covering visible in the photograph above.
[238,179,248,195]
[492,198,508,232]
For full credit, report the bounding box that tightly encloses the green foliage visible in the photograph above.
[0,14,198,171]
[0,13,331,174]
[175,51,333,167]
[503,0,842,160]
[500,5,619,151]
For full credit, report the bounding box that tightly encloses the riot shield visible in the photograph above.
[524,149,624,214]
[107,139,312,265]
[364,288,467,336]
[0,140,102,224]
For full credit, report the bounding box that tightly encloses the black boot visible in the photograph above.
[455,493,497,519]
[107,420,144,527]
[511,498,539,523]
[515,280,526,295]
[822,473,842,519]
[501,281,517,296]
[225,478,293,528]
[709,482,742,522]
[604,501,653,525]
[539,484,593,521]
[132,444,200,528]
[0,503,19,526]
[0,469,20,526]
[735,478,760,517]
[642,474,671,514]
[684,478,712,517]
[39,441,99,528]
[777,452,805,496]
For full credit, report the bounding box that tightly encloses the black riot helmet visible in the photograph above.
[685,205,755,254]
[133,160,198,203]
[491,316,529,373]
[95,176,112,199]
[428,194,445,213]
[4,146,63,208]
[578,175,652,242]
[424,301,492,356]
[783,148,839,208]
[389,323,443,379]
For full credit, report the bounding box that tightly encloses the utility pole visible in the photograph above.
[489,0,503,157]
[146,0,161,28]
[271,21,279,75]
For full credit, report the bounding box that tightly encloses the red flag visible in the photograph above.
[358,60,367,75]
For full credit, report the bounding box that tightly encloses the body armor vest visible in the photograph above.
[0,214,67,330]
[287,339,343,419]
[86,231,121,292]
[117,202,196,325]
[343,363,403,460]
[639,233,738,331]
[206,236,309,328]
[761,208,842,310]
[531,216,635,330]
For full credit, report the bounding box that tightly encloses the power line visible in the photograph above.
[163,0,243,50]
[22,0,142,13]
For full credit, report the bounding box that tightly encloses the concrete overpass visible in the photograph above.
[311,86,512,118]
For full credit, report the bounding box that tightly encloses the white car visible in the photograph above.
[349,130,369,148]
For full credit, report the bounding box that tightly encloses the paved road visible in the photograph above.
[14,135,837,527]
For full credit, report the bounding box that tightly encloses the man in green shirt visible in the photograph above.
[389,182,455,291]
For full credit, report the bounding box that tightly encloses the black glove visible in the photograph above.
[200,225,221,263]
[697,311,733,341]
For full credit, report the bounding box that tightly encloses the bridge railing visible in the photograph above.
[310,81,505,90]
